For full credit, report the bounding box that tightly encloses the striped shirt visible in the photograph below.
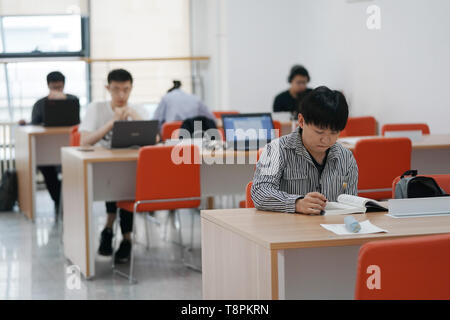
[251,127,358,213]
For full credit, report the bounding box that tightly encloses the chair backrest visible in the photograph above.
[245,181,254,208]
[355,234,450,300]
[212,110,239,119]
[272,120,281,138]
[135,145,201,210]
[161,121,183,141]
[381,123,430,136]
[245,149,264,208]
[392,174,450,198]
[354,137,412,200]
[70,125,80,147]
[339,116,377,137]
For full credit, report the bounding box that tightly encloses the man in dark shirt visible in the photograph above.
[29,71,79,214]
[273,65,312,117]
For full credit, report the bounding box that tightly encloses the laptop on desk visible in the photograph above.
[221,113,275,151]
[109,120,159,149]
[43,99,80,127]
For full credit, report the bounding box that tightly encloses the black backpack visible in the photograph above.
[394,170,447,199]
[0,169,18,211]
[180,116,219,139]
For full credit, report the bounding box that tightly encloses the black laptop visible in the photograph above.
[110,120,159,149]
[221,113,275,151]
[43,99,80,127]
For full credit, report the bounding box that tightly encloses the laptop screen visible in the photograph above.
[222,113,275,143]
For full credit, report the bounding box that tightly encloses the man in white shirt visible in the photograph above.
[79,69,147,263]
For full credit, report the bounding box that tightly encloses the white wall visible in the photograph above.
[191,0,302,112]
[297,0,450,134]
[192,0,450,133]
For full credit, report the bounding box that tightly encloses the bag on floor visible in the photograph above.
[0,169,18,211]
[394,170,447,199]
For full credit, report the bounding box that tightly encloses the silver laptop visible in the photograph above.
[109,120,159,149]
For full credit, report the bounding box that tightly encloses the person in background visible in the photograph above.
[20,71,80,214]
[153,80,215,133]
[79,69,147,263]
[273,65,313,117]
[253,86,358,214]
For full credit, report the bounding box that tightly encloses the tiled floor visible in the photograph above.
[0,189,205,299]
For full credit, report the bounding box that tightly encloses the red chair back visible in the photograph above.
[161,121,183,141]
[272,120,281,138]
[70,125,80,147]
[339,116,377,137]
[354,137,411,200]
[355,234,450,299]
[381,123,430,135]
[245,182,254,208]
[212,111,239,119]
[392,174,450,198]
[134,145,201,211]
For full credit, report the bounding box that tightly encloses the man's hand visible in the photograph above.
[295,192,327,215]
[113,107,128,121]
[123,107,141,120]
[48,90,67,100]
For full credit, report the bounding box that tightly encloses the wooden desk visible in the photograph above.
[15,126,72,220]
[338,134,450,174]
[61,146,258,278]
[201,208,450,299]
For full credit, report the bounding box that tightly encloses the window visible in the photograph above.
[0,13,89,122]
[0,15,85,57]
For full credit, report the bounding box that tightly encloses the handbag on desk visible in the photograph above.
[395,170,448,199]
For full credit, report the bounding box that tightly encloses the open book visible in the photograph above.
[324,194,388,216]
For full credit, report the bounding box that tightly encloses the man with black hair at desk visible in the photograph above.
[19,71,79,215]
[273,65,313,118]
[79,69,147,263]
[253,86,358,215]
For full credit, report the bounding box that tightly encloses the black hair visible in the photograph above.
[299,86,348,132]
[288,65,310,83]
[168,80,182,93]
[47,71,65,84]
[107,69,133,84]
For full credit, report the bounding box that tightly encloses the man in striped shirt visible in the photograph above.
[251,86,358,215]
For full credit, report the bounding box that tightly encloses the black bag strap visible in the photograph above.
[401,170,418,179]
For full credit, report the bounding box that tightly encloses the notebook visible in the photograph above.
[324,194,387,216]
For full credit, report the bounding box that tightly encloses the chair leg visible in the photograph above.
[111,207,120,271]
[144,212,150,251]
[175,211,184,258]
[129,208,137,284]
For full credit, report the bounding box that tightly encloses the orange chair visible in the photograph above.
[355,234,450,299]
[339,116,377,137]
[245,182,254,208]
[70,125,80,147]
[272,120,281,138]
[354,137,412,200]
[212,110,239,119]
[392,174,450,198]
[114,145,201,282]
[240,149,264,208]
[161,121,183,141]
[381,123,430,136]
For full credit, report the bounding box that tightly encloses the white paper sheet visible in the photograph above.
[320,220,388,235]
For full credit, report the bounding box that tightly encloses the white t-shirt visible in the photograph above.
[79,101,148,147]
